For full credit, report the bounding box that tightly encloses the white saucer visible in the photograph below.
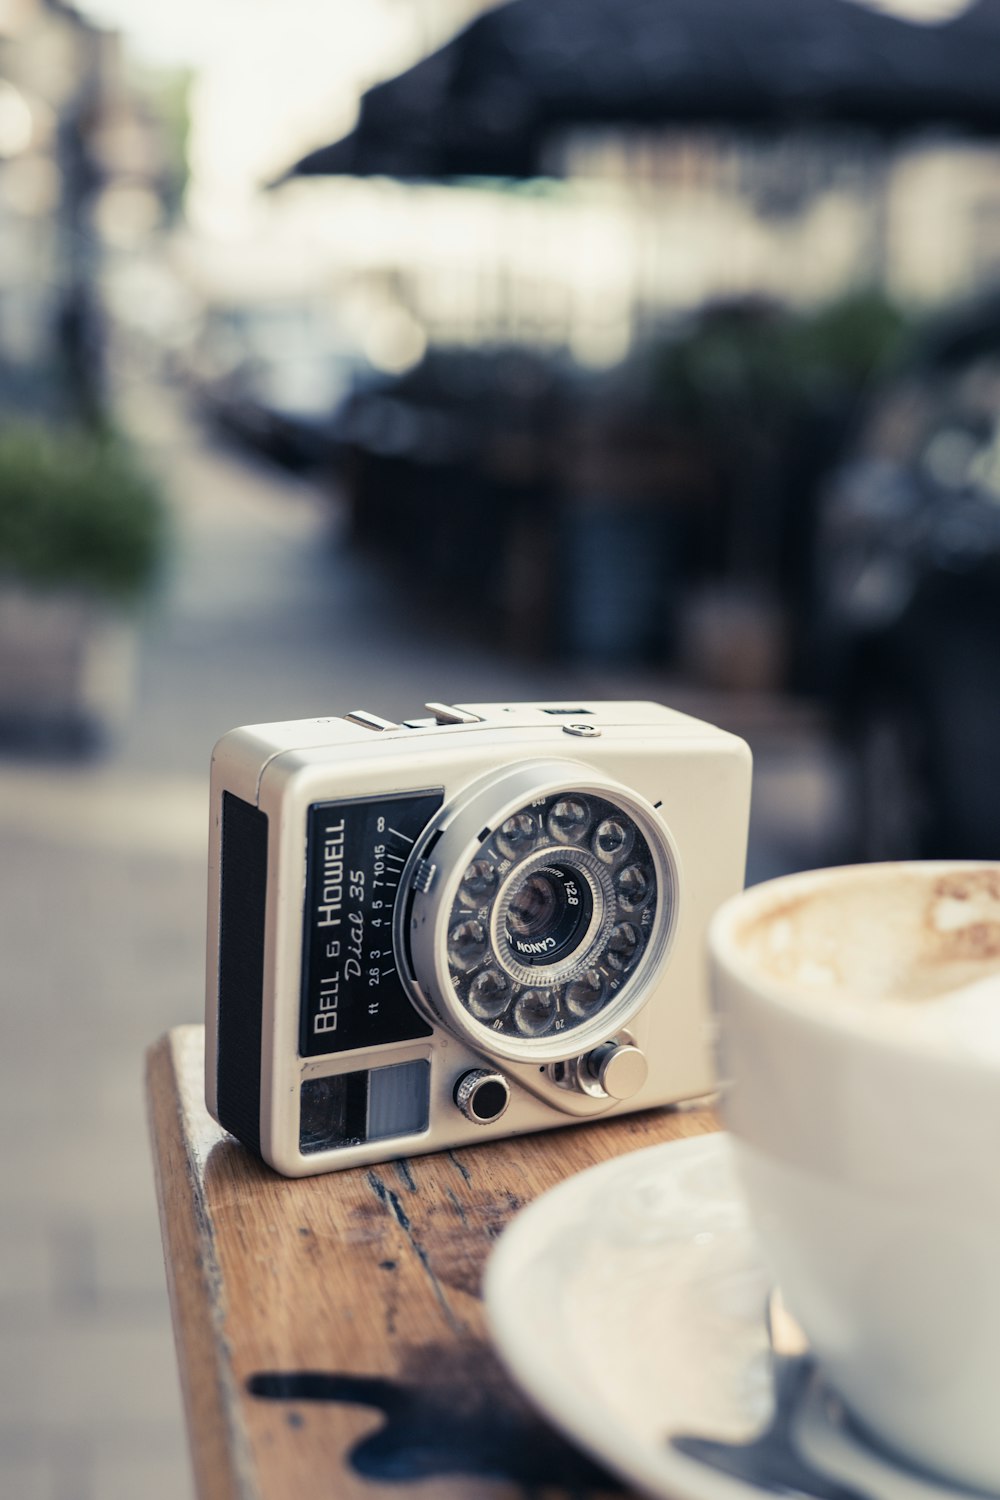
[484,1132,963,1500]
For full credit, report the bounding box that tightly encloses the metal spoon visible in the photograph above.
[670,1290,872,1500]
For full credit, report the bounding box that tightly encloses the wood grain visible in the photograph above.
[146,1025,719,1500]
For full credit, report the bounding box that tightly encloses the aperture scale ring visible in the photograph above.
[398,760,680,1065]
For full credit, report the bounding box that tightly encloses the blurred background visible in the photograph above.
[3,0,1000,1492]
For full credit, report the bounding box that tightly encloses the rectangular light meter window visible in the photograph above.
[299,1059,430,1154]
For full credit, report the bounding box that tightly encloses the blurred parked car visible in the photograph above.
[187,302,371,472]
[816,296,1000,860]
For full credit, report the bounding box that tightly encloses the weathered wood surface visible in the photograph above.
[146,1025,719,1500]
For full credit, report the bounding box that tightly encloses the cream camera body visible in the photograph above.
[205,700,751,1176]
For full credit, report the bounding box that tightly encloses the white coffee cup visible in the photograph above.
[709,861,1000,1492]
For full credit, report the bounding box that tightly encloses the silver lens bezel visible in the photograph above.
[399,760,681,1064]
[490,846,615,989]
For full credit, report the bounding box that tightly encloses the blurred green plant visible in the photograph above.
[643,290,914,681]
[651,289,911,420]
[788,289,910,388]
[0,423,167,602]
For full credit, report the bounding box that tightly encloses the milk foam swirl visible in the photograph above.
[736,867,1000,1060]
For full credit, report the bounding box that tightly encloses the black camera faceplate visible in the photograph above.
[300,790,443,1057]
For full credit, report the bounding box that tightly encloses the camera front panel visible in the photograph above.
[295,788,445,1154]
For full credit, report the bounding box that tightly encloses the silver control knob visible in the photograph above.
[586,1042,648,1100]
[454,1069,511,1124]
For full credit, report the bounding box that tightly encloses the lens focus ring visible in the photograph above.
[398,762,677,1062]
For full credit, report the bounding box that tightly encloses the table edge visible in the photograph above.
[146,1028,260,1500]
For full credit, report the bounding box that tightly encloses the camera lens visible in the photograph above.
[513,988,557,1036]
[547,797,590,845]
[507,872,559,937]
[504,864,594,967]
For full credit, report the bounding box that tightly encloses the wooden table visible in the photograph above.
[146,1025,719,1500]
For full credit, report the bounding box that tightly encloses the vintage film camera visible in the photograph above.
[205,701,751,1176]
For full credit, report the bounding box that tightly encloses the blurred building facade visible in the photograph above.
[174,126,1000,378]
[0,0,173,425]
[154,1,1000,694]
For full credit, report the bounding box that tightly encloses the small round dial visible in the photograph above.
[454,1069,511,1124]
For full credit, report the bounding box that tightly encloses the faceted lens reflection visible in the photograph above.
[496,812,539,861]
[594,818,633,863]
[513,988,557,1036]
[448,919,488,972]
[467,968,510,1019]
[606,922,641,972]
[458,858,497,909]
[564,968,607,1019]
[617,864,650,912]
[547,797,590,845]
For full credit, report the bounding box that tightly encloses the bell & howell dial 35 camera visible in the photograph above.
[205,701,751,1176]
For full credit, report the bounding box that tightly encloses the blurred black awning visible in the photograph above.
[276,0,1000,184]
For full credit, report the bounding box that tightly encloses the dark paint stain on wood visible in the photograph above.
[444,1187,468,1225]
[366,1170,412,1233]
[394,1158,418,1193]
[248,1338,623,1493]
[366,1171,465,1334]
[447,1150,472,1185]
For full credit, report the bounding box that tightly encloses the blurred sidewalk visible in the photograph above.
[0,381,850,1500]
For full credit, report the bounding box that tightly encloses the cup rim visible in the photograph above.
[709,860,1000,1074]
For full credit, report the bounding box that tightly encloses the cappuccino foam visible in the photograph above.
[737,868,1000,1059]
